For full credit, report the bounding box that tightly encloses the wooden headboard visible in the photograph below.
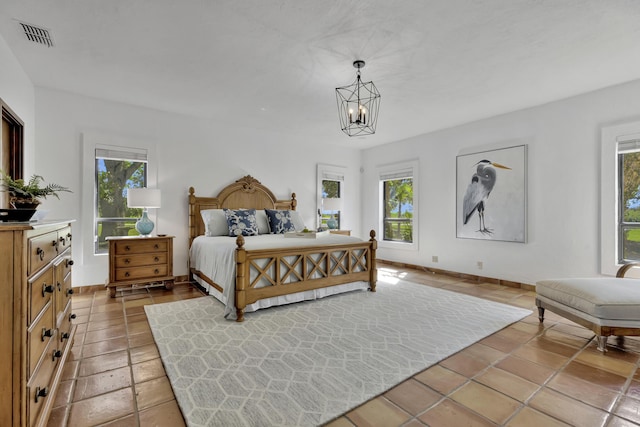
[188,175,297,245]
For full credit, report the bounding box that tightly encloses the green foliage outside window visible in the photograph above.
[383,178,413,243]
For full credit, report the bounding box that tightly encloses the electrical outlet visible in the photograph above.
[477,261,483,270]
[432,256,438,263]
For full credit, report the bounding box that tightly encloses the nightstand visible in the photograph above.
[105,235,175,297]
[329,230,351,236]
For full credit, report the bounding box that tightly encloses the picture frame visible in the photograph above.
[456,144,527,242]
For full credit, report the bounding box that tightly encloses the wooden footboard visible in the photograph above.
[234,230,377,321]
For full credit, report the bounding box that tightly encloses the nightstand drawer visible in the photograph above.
[114,240,167,255]
[28,302,54,378]
[115,253,167,268]
[28,231,59,276]
[115,265,168,281]
[29,267,55,325]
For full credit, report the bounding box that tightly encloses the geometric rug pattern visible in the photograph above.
[145,279,531,426]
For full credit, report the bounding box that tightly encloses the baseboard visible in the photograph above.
[378,259,535,292]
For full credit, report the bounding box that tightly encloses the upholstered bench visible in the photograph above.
[536,264,640,352]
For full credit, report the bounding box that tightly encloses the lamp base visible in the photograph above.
[135,210,155,236]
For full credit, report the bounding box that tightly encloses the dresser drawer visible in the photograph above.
[27,343,58,427]
[28,231,59,276]
[58,301,74,351]
[29,267,55,325]
[114,239,167,255]
[115,253,167,268]
[28,302,55,378]
[57,226,73,251]
[115,265,168,282]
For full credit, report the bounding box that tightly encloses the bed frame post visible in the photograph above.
[369,230,377,292]
[235,235,247,322]
[291,193,297,211]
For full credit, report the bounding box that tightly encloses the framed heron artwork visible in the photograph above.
[456,144,527,243]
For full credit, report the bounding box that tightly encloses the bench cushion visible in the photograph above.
[536,278,640,321]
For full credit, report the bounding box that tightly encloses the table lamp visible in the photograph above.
[127,188,161,236]
[322,197,342,229]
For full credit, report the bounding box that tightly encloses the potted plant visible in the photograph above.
[0,171,71,209]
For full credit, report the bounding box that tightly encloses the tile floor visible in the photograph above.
[47,265,640,427]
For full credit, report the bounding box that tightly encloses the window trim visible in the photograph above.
[317,163,346,230]
[377,159,419,251]
[601,122,640,275]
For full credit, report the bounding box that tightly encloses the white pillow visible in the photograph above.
[200,209,229,236]
[255,209,270,234]
[290,211,305,231]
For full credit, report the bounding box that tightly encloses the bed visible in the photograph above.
[188,175,378,321]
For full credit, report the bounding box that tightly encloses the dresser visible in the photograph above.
[106,235,175,297]
[0,220,76,427]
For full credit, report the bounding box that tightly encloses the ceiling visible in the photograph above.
[1,0,640,148]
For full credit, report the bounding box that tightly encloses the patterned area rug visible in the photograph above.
[145,279,531,427]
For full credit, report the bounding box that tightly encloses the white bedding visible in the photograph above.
[190,233,370,319]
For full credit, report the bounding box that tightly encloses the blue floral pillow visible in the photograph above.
[223,209,259,236]
[265,209,296,234]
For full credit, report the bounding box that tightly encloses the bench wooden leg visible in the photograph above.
[537,306,545,323]
[596,335,608,352]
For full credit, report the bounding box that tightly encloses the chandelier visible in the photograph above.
[335,60,381,137]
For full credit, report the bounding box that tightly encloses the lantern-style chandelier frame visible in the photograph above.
[335,60,381,137]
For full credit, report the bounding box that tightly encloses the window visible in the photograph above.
[378,160,418,248]
[94,147,148,254]
[618,140,640,263]
[317,164,346,230]
[0,98,24,209]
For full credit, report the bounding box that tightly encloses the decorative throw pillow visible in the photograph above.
[255,209,270,234]
[200,209,229,236]
[265,209,296,234]
[224,209,259,236]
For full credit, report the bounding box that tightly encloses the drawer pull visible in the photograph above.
[57,282,61,291]
[124,272,130,278]
[125,245,130,251]
[41,328,53,341]
[59,236,66,246]
[154,269,160,274]
[66,259,74,267]
[154,257,159,262]
[66,288,74,296]
[52,349,62,360]
[124,258,130,264]
[67,232,72,241]
[36,247,44,261]
[61,332,70,341]
[154,244,159,249]
[69,313,76,321]
[42,284,54,297]
[35,386,49,403]
[52,240,59,253]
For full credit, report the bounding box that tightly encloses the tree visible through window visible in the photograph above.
[619,147,640,262]
[321,179,341,229]
[95,148,147,254]
[383,178,413,242]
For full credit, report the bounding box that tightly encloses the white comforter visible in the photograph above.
[189,233,369,319]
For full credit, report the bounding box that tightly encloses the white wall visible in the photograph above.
[361,78,640,286]
[33,87,363,286]
[0,34,34,173]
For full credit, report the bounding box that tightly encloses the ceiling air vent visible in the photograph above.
[18,21,54,47]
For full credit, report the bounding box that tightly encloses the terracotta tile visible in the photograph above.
[383,379,441,415]
[73,366,132,401]
[614,396,640,424]
[528,388,609,427]
[79,350,129,377]
[87,317,126,332]
[90,303,124,314]
[52,379,75,408]
[132,358,167,384]
[139,400,186,427]
[607,415,640,427]
[345,396,411,427]
[414,365,467,395]
[99,414,138,426]
[527,335,582,358]
[505,406,571,427]
[81,336,129,358]
[129,331,155,348]
[450,381,520,424]
[547,371,620,412]
[480,333,525,353]
[627,380,640,400]
[513,343,570,369]
[124,298,153,309]
[61,360,79,381]
[324,417,356,427]
[47,405,69,427]
[563,360,628,392]
[84,324,127,344]
[130,343,160,364]
[126,305,147,316]
[127,319,152,336]
[67,387,134,427]
[136,376,175,410]
[418,398,497,427]
[464,343,507,365]
[90,310,126,322]
[440,351,490,378]
[495,356,555,385]
[474,367,539,402]
[575,348,638,377]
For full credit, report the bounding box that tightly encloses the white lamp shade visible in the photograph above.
[322,197,342,211]
[127,188,161,208]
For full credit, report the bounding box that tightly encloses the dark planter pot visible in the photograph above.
[0,208,37,222]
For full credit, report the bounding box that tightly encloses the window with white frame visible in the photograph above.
[317,164,345,230]
[617,139,640,263]
[94,147,148,254]
[378,161,418,248]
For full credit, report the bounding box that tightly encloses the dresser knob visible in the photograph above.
[42,284,54,297]
[66,288,74,296]
[154,244,159,249]
[61,332,70,341]
[154,257,159,262]
[154,269,159,274]
[57,282,61,291]
[66,259,74,267]
[67,232,72,241]
[36,247,44,261]
[41,328,53,341]
[125,245,130,251]
[52,349,62,360]
[124,258,130,264]
[125,272,130,277]
[59,236,66,246]
[35,386,48,403]
[69,313,76,321]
